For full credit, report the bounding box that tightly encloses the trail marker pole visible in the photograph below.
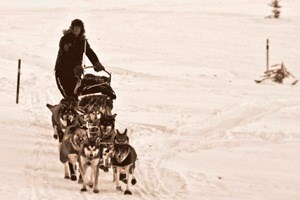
[266,39,269,74]
[16,59,21,104]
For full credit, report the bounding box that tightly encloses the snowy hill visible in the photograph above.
[0,0,299,199]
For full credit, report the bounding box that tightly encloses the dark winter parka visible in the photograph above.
[55,30,99,74]
[54,24,100,98]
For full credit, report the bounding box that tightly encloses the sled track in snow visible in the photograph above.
[130,124,190,199]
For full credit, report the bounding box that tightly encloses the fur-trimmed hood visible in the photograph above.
[62,29,86,40]
[62,19,86,39]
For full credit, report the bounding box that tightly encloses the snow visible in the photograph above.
[0,0,300,199]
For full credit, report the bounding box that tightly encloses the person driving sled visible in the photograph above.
[54,19,105,98]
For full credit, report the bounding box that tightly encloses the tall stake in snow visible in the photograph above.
[16,59,21,104]
[266,39,269,75]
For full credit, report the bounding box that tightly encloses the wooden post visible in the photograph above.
[266,39,269,73]
[16,59,21,104]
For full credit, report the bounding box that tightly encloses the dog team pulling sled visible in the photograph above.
[46,66,137,195]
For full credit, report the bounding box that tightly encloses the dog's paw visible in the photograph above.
[116,186,122,191]
[99,165,105,170]
[131,178,137,185]
[119,173,126,180]
[124,190,132,195]
[103,167,109,172]
[93,188,99,193]
[64,175,70,179]
[100,165,109,172]
[71,175,77,181]
[81,187,87,192]
[88,182,93,188]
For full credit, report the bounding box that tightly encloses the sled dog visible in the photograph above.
[112,143,137,195]
[46,97,78,142]
[93,114,117,172]
[78,95,113,125]
[78,136,102,193]
[113,129,130,181]
[60,125,88,180]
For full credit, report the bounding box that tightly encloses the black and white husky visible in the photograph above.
[78,136,102,193]
[112,143,137,195]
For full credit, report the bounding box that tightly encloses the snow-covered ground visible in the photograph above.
[0,0,300,199]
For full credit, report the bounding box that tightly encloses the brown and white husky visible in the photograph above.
[60,125,88,181]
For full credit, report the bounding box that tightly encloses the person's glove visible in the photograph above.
[94,62,105,72]
[74,66,83,78]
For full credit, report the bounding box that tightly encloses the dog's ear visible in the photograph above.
[46,104,56,113]
[112,113,117,118]
[124,128,127,135]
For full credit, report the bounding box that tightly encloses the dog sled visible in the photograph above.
[75,66,116,100]
[75,66,116,116]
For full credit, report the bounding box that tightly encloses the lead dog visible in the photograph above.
[60,125,88,180]
[112,143,137,195]
[93,113,117,172]
[78,136,102,193]
[113,129,130,181]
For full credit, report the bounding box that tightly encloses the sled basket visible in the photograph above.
[74,67,116,100]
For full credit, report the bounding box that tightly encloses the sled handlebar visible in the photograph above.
[83,66,111,82]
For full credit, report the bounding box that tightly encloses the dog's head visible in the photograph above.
[71,127,88,150]
[83,104,101,123]
[60,107,77,126]
[78,95,113,124]
[114,144,130,163]
[114,129,129,145]
[83,136,101,159]
[96,113,117,139]
[59,97,78,125]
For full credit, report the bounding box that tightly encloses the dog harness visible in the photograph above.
[112,145,137,167]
